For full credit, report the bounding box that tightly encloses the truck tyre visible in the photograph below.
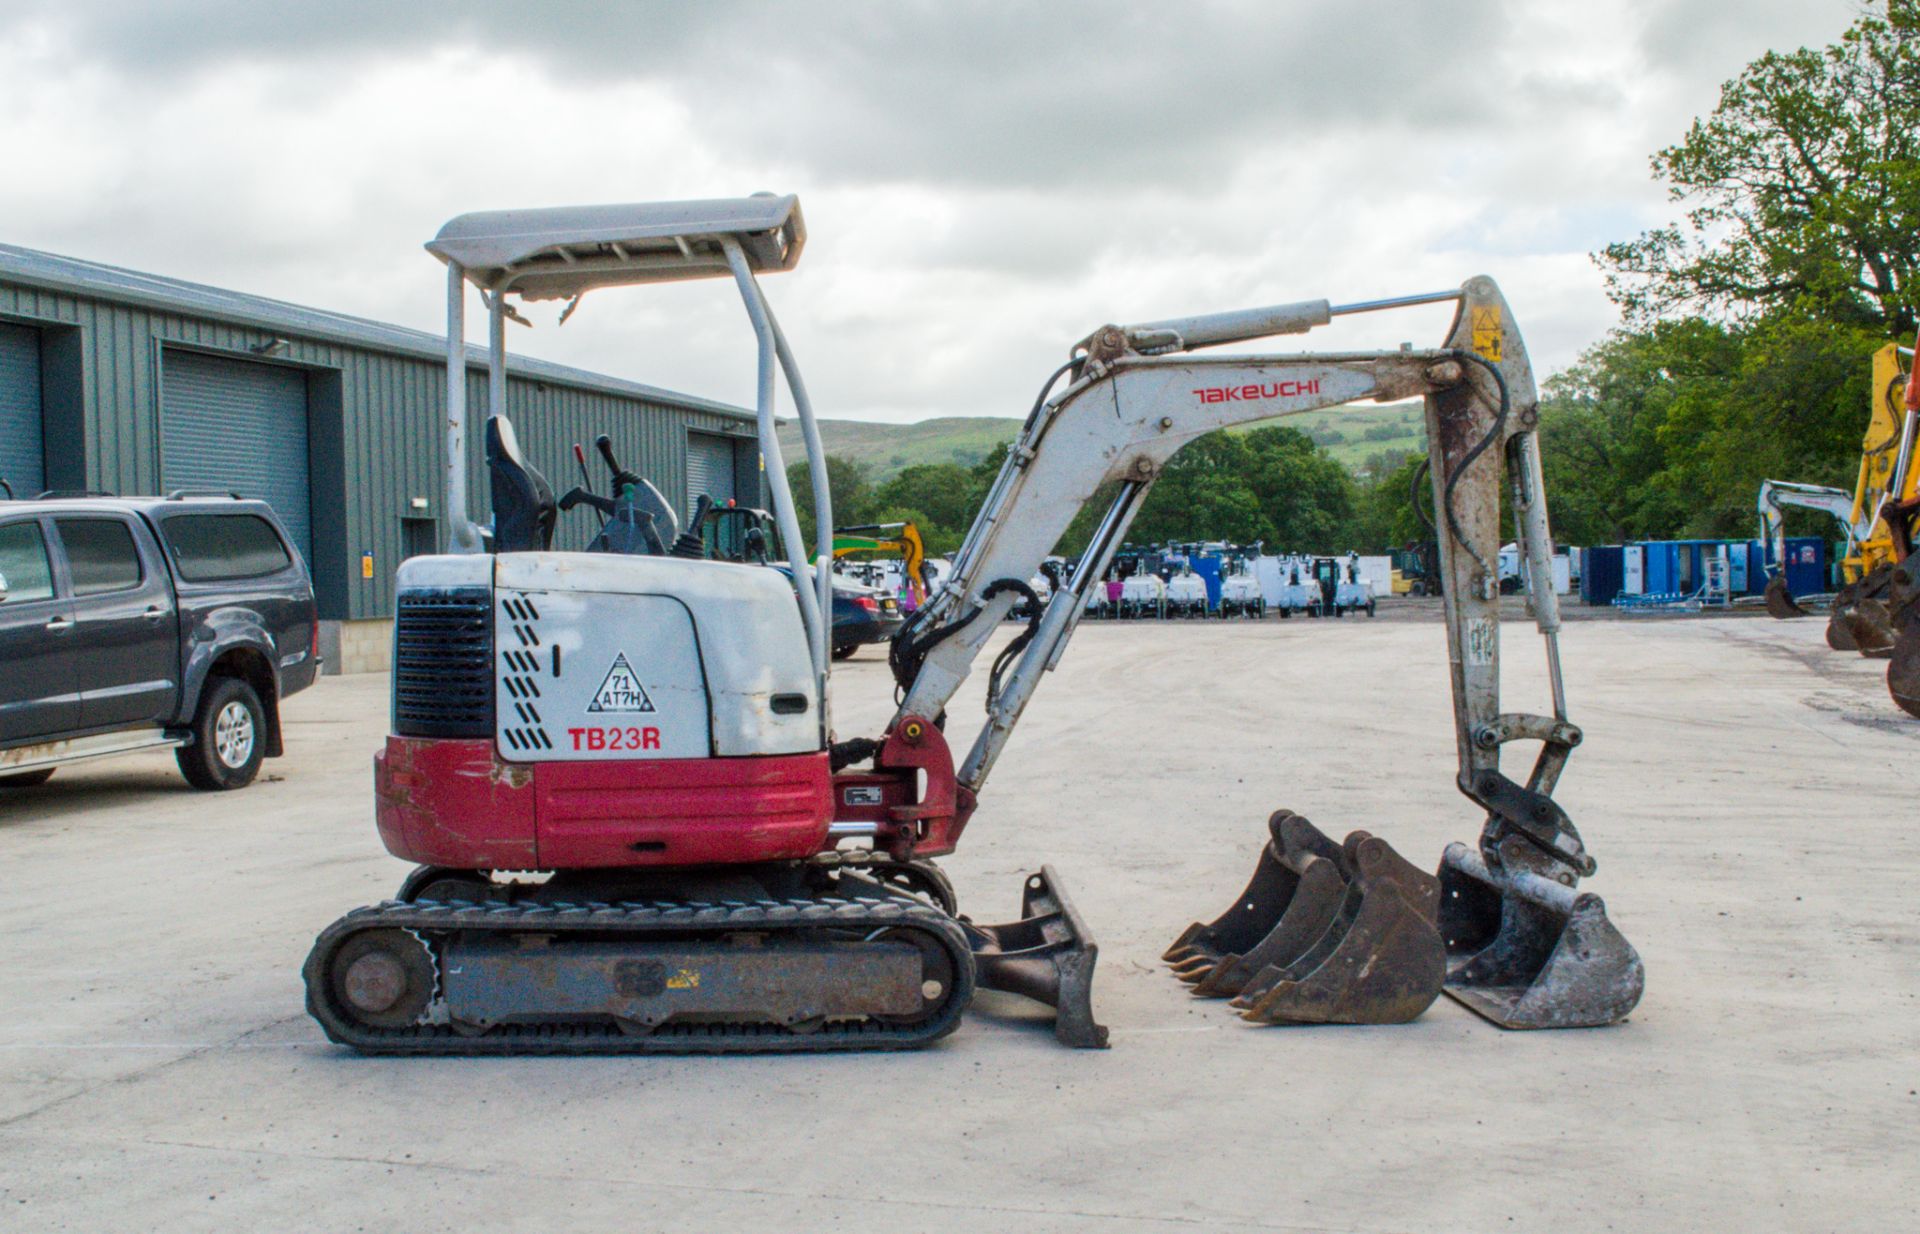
[0,768,55,788]
[177,677,266,791]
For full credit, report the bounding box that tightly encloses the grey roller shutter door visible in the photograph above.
[0,323,43,498]
[686,431,736,518]
[161,350,312,565]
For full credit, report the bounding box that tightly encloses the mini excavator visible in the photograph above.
[305,194,1642,1053]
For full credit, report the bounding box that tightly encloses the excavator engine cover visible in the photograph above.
[1164,812,1444,1025]
[1437,838,1643,1029]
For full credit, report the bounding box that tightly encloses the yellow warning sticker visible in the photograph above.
[667,968,701,990]
[1470,307,1503,361]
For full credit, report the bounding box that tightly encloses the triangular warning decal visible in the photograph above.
[586,652,656,713]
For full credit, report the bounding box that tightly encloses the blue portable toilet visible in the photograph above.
[1727,541,1750,594]
[1644,541,1678,594]
[1581,545,1624,604]
[1192,555,1223,610]
[1783,536,1826,598]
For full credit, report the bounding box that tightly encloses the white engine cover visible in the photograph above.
[396,552,821,761]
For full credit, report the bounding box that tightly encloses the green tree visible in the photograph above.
[1601,1,1920,334]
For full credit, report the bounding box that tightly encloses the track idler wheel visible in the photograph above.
[965,866,1108,1048]
[1165,811,1444,1025]
[1438,838,1643,1029]
[326,928,436,1029]
[1764,573,1807,619]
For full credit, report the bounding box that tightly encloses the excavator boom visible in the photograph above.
[890,277,1642,1028]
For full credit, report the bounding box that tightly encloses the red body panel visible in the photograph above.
[375,737,539,869]
[375,719,971,871]
[376,736,833,870]
[534,752,832,867]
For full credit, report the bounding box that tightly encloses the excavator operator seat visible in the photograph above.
[486,414,556,553]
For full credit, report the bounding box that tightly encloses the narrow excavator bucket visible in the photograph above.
[1165,812,1444,1025]
[1764,573,1807,619]
[1438,840,1644,1029]
[967,866,1109,1048]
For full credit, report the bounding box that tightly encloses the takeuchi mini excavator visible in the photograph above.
[304,194,1642,1053]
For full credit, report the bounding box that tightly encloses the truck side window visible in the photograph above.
[56,519,144,596]
[160,514,292,582]
[0,521,56,603]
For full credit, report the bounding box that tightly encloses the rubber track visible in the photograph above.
[304,895,976,1056]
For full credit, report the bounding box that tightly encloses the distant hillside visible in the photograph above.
[779,404,1425,482]
[776,417,1023,479]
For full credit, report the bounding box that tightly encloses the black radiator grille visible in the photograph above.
[393,587,494,738]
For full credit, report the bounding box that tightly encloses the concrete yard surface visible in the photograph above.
[1,614,1914,1232]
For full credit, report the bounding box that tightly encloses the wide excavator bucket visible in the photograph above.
[1764,573,1808,619]
[1438,839,1644,1029]
[966,866,1109,1048]
[1832,566,1896,654]
[1164,812,1444,1025]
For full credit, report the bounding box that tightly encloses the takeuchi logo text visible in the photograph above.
[1193,379,1321,404]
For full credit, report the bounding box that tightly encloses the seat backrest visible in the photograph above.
[486,415,556,553]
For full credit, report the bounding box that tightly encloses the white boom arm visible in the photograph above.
[888,277,1594,886]
[1756,479,1869,576]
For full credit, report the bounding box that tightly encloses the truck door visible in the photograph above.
[0,516,80,742]
[53,516,179,730]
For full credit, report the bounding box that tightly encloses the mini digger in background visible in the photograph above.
[305,194,1642,1053]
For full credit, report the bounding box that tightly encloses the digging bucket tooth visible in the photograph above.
[1163,810,1343,994]
[966,865,1109,1049]
[1763,574,1807,619]
[1167,812,1445,1023]
[1228,830,1445,1025]
[1438,839,1644,1029]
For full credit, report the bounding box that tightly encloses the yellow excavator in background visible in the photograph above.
[823,521,934,608]
[1763,341,1920,662]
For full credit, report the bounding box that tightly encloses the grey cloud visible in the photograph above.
[11,1,1534,191]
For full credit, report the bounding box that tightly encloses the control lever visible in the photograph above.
[595,434,642,497]
[671,494,715,559]
[559,488,616,516]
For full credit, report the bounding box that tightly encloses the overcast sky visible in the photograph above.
[0,1,1863,422]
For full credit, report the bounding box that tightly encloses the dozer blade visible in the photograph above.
[966,865,1109,1048]
[1167,811,1445,1025]
[1764,573,1807,619]
[1438,839,1644,1029]
[1888,623,1920,719]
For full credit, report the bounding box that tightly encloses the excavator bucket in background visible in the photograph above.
[1437,838,1644,1029]
[1164,812,1444,1025]
[1764,573,1809,619]
[1889,624,1920,718]
[1832,565,1897,654]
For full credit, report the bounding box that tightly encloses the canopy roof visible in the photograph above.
[426,193,804,300]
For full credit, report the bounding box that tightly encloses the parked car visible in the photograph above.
[0,493,319,790]
[770,564,904,660]
[828,574,904,660]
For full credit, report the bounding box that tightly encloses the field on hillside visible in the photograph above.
[780,403,1425,481]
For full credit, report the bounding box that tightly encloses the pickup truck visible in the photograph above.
[0,494,319,791]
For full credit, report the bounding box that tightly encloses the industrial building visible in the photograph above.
[0,243,762,672]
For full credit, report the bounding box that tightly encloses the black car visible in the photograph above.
[0,494,319,790]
